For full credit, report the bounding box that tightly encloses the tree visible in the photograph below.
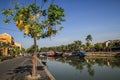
[26,45,39,54]
[2,0,65,78]
[0,42,11,56]
[86,34,92,42]
[108,42,113,52]
[85,34,92,51]
[74,40,82,51]
[94,43,103,51]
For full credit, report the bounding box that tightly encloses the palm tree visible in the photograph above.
[86,34,92,42]
[85,34,92,51]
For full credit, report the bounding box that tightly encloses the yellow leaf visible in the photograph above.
[37,33,40,36]
[16,20,24,31]
[16,21,18,25]
[20,14,23,17]
[19,20,23,25]
[24,24,30,34]
[18,24,23,31]
[24,29,29,34]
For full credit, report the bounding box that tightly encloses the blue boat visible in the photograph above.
[54,53,63,58]
[78,51,86,58]
[72,51,86,58]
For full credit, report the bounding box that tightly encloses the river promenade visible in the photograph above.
[86,52,120,57]
[0,56,55,80]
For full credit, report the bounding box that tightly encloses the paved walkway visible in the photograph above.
[0,56,52,80]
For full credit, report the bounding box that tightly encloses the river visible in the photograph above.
[41,57,120,80]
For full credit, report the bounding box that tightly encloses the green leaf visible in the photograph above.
[2,9,13,17]
[3,18,10,24]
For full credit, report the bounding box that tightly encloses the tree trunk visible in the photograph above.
[32,33,37,77]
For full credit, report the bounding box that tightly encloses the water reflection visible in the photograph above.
[56,57,120,69]
[41,57,120,80]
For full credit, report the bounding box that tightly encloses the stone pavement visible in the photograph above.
[0,56,53,80]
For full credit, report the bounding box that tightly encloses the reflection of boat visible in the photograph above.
[48,53,55,57]
[42,61,47,66]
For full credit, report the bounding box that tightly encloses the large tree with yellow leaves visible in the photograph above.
[2,0,65,78]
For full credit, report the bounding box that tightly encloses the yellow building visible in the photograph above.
[0,33,14,44]
[0,33,22,56]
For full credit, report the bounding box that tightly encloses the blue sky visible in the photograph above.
[0,0,120,49]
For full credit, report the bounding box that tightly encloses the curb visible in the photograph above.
[36,57,55,80]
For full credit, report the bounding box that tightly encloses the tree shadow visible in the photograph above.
[6,65,32,77]
[13,65,32,75]
[37,66,44,71]
[7,65,44,76]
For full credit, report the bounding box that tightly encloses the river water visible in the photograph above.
[42,57,120,80]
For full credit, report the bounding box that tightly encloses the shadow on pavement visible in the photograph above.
[6,65,44,80]
[13,65,32,75]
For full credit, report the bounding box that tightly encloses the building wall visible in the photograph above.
[14,42,22,50]
[0,33,14,43]
[0,33,22,56]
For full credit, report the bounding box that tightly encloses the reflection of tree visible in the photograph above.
[96,59,105,67]
[110,58,120,68]
[57,57,66,63]
[86,61,94,76]
[59,57,85,72]
[88,67,94,76]
[86,57,120,68]
[49,57,120,78]
[69,57,120,76]
[75,61,84,71]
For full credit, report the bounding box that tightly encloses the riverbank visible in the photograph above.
[36,57,55,80]
[86,52,120,57]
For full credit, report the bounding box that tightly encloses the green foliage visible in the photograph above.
[85,34,93,51]
[26,45,38,53]
[9,48,15,57]
[94,43,103,51]
[0,42,11,48]
[86,34,92,42]
[40,40,83,52]
[0,42,21,57]
[2,9,13,23]
[2,9,13,17]
[48,4,65,25]
[2,2,66,39]
[3,18,11,24]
